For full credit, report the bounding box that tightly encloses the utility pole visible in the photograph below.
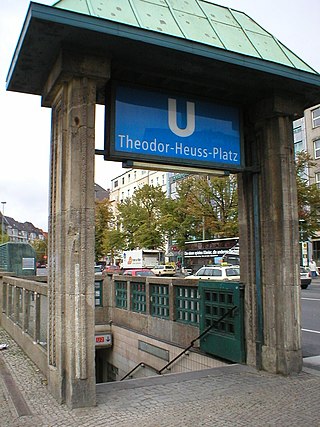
[1,201,6,244]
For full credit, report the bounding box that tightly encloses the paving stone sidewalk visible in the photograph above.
[1,327,320,427]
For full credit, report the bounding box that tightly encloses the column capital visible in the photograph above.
[42,48,111,107]
[247,92,306,125]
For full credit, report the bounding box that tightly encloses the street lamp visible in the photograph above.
[1,201,6,244]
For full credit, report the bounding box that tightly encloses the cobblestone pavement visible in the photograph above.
[1,327,320,427]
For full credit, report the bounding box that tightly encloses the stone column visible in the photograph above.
[239,95,303,374]
[42,50,110,408]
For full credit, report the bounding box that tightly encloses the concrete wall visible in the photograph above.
[106,324,228,381]
[1,273,228,385]
[102,275,201,348]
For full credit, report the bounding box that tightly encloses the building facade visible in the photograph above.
[110,169,169,204]
[109,168,187,262]
[0,213,46,243]
[293,104,320,263]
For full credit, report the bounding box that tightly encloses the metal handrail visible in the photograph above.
[120,305,237,380]
[158,305,237,374]
[120,361,160,381]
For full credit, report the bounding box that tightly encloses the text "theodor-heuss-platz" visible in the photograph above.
[113,85,242,169]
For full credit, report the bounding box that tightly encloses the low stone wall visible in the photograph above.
[0,273,48,376]
[102,274,201,348]
[1,272,229,382]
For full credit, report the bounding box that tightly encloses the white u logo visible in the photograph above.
[168,98,195,137]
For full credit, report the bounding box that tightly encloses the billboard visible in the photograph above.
[105,83,243,171]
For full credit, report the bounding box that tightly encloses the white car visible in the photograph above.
[151,265,176,276]
[300,266,312,289]
[186,265,240,281]
[94,265,103,277]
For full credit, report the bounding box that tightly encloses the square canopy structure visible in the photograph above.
[5,0,320,409]
[6,0,320,108]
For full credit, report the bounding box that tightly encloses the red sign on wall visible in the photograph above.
[95,333,112,347]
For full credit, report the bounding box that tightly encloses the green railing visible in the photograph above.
[199,281,245,363]
[115,280,127,308]
[95,279,103,307]
[150,284,169,319]
[131,282,146,313]
[175,286,200,325]
[114,279,200,326]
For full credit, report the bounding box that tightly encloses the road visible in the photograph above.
[301,277,320,360]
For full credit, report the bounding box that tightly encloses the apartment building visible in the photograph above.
[110,169,170,205]
[293,104,320,262]
[0,213,46,243]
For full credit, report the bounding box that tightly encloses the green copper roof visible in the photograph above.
[53,0,317,74]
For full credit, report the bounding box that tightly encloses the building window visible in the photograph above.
[134,171,137,180]
[312,107,320,128]
[128,174,130,182]
[293,125,303,143]
[113,180,118,188]
[162,174,165,185]
[294,141,304,154]
[314,139,320,159]
[315,173,320,189]
[122,177,125,185]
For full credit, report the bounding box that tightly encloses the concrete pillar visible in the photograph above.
[239,95,303,374]
[42,50,110,408]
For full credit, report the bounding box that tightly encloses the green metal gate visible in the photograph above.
[199,281,245,363]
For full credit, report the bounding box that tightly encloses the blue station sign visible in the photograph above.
[105,84,242,171]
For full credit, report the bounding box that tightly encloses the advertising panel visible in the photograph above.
[105,84,242,171]
[122,250,143,269]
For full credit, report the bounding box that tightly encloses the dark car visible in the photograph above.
[300,266,312,289]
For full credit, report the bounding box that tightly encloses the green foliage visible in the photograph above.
[117,184,170,249]
[0,231,9,244]
[103,228,125,260]
[95,199,114,261]
[174,175,238,243]
[93,155,320,256]
[30,238,47,263]
[295,151,320,240]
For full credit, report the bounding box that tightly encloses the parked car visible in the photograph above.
[186,265,240,281]
[151,265,176,276]
[300,266,312,289]
[123,269,156,277]
[94,265,103,277]
[103,265,122,275]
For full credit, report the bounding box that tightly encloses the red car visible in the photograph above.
[123,269,156,277]
[103,265,122,275]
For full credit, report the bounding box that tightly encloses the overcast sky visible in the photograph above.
[1,0,320,231]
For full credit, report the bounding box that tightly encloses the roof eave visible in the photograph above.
[6,2,320,95]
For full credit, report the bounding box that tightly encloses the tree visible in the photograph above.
[295,151,320,240]
[31,238,48,264]
[117,184,170,249]
[103,228,125,263]
[0,231,9,244]
[95,199,114,261]
[175,174,238,242]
